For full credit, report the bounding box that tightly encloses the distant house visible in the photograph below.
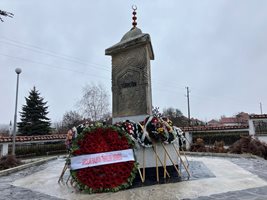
[207,119,220,126]
[220,117,240,126]
[190,118,204,126]
[220,113,249,126]
[236,112,249,125]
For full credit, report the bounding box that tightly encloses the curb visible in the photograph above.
[0,156,58,177]
[183,151,263,159]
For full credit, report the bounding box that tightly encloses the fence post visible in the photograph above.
[248,119,255,136]
[185,132,192,150]
[1,143,9,157]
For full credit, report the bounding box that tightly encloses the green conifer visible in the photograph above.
[18,87,51,135]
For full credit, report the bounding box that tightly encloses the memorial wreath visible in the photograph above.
[70,125,138,193]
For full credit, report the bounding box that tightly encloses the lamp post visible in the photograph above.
[12,68,22,156]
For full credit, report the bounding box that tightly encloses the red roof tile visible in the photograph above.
[249,114,267,119]
[0,134,66,143]
[182,125,249,132]
[220,117,239,124]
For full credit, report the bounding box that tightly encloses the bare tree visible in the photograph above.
[0,10,14,22]
[52,121,65,134]
[62,110,83,129]
[163,107,183,118]
[162,107,189,127]
[52,111,83,134]
[0,127,9,136]
[78,83,110,121]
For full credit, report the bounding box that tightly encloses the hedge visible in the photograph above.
[192,131,249,146]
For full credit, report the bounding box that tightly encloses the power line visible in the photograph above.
[0,36,210,95]
[0,37,263,112]
[0,52,182,93]
[1,50,261,111]
[0,37,110,72]
[0,43,186,91]
[152,79,186,92]
[0,39,186,91]
[0,36,188,90]
[0,35,109,67]
[0,53,110,80]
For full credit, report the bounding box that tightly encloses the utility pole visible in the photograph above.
[260,102,263,114]
[186,87,191,126]
[12,68,22,155]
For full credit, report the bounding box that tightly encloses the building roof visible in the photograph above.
[249,114,267,119]
[182,125,249,132]
[208,119,220,124]
[0,134,66,143]
[220,117,239,124]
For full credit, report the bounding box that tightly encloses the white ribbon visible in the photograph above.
[70,149,135,170]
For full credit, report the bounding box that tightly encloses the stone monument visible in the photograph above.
[105,7,154,123]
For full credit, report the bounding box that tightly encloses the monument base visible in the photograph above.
[133,143,190,181]
[134,143,180,168]
[132,165,182,187]
[112,114,149,124]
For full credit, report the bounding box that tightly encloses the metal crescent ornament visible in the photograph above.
[132,5,137,11]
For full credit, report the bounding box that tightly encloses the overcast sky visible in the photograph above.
[1,0,267,125]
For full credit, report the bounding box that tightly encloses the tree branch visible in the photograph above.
[0,10,14,22]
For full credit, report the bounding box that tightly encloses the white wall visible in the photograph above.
[257,136,267,144]
[185,132,192,150]
[0,144,9,157]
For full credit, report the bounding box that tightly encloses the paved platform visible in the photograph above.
[1,155,267,200]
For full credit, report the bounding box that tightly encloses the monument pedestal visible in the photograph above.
[134,143,180,168]
[105,27,154,121]
[112,114,149,124]
[133,143,190,182]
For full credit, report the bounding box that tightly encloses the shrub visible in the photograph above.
[190,138,207,152]
[190,138,227,153]
[0,155,22,170]
[229,136,267,159]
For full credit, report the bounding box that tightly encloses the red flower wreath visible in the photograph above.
[70,126,138,193]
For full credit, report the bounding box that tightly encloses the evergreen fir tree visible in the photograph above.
[18,86,51,135]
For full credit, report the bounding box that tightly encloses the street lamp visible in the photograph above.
[12,68,22,156]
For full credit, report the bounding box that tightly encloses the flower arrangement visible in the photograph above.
[140,116,178,146]
[70,125,138,193]
[114,117,184,148]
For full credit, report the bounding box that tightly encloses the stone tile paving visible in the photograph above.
[1,156,267,200]
[0,162,63,200]
[133,160,215,188]
[181,160,215,181]
[187,157,267,200]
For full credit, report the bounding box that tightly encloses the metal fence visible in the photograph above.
[255,121,267,135]
[192,131,249,146]
[8,141,67,158]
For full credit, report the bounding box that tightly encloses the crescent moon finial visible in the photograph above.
[132,5,137,28]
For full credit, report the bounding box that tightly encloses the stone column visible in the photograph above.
[105,27,154,123]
